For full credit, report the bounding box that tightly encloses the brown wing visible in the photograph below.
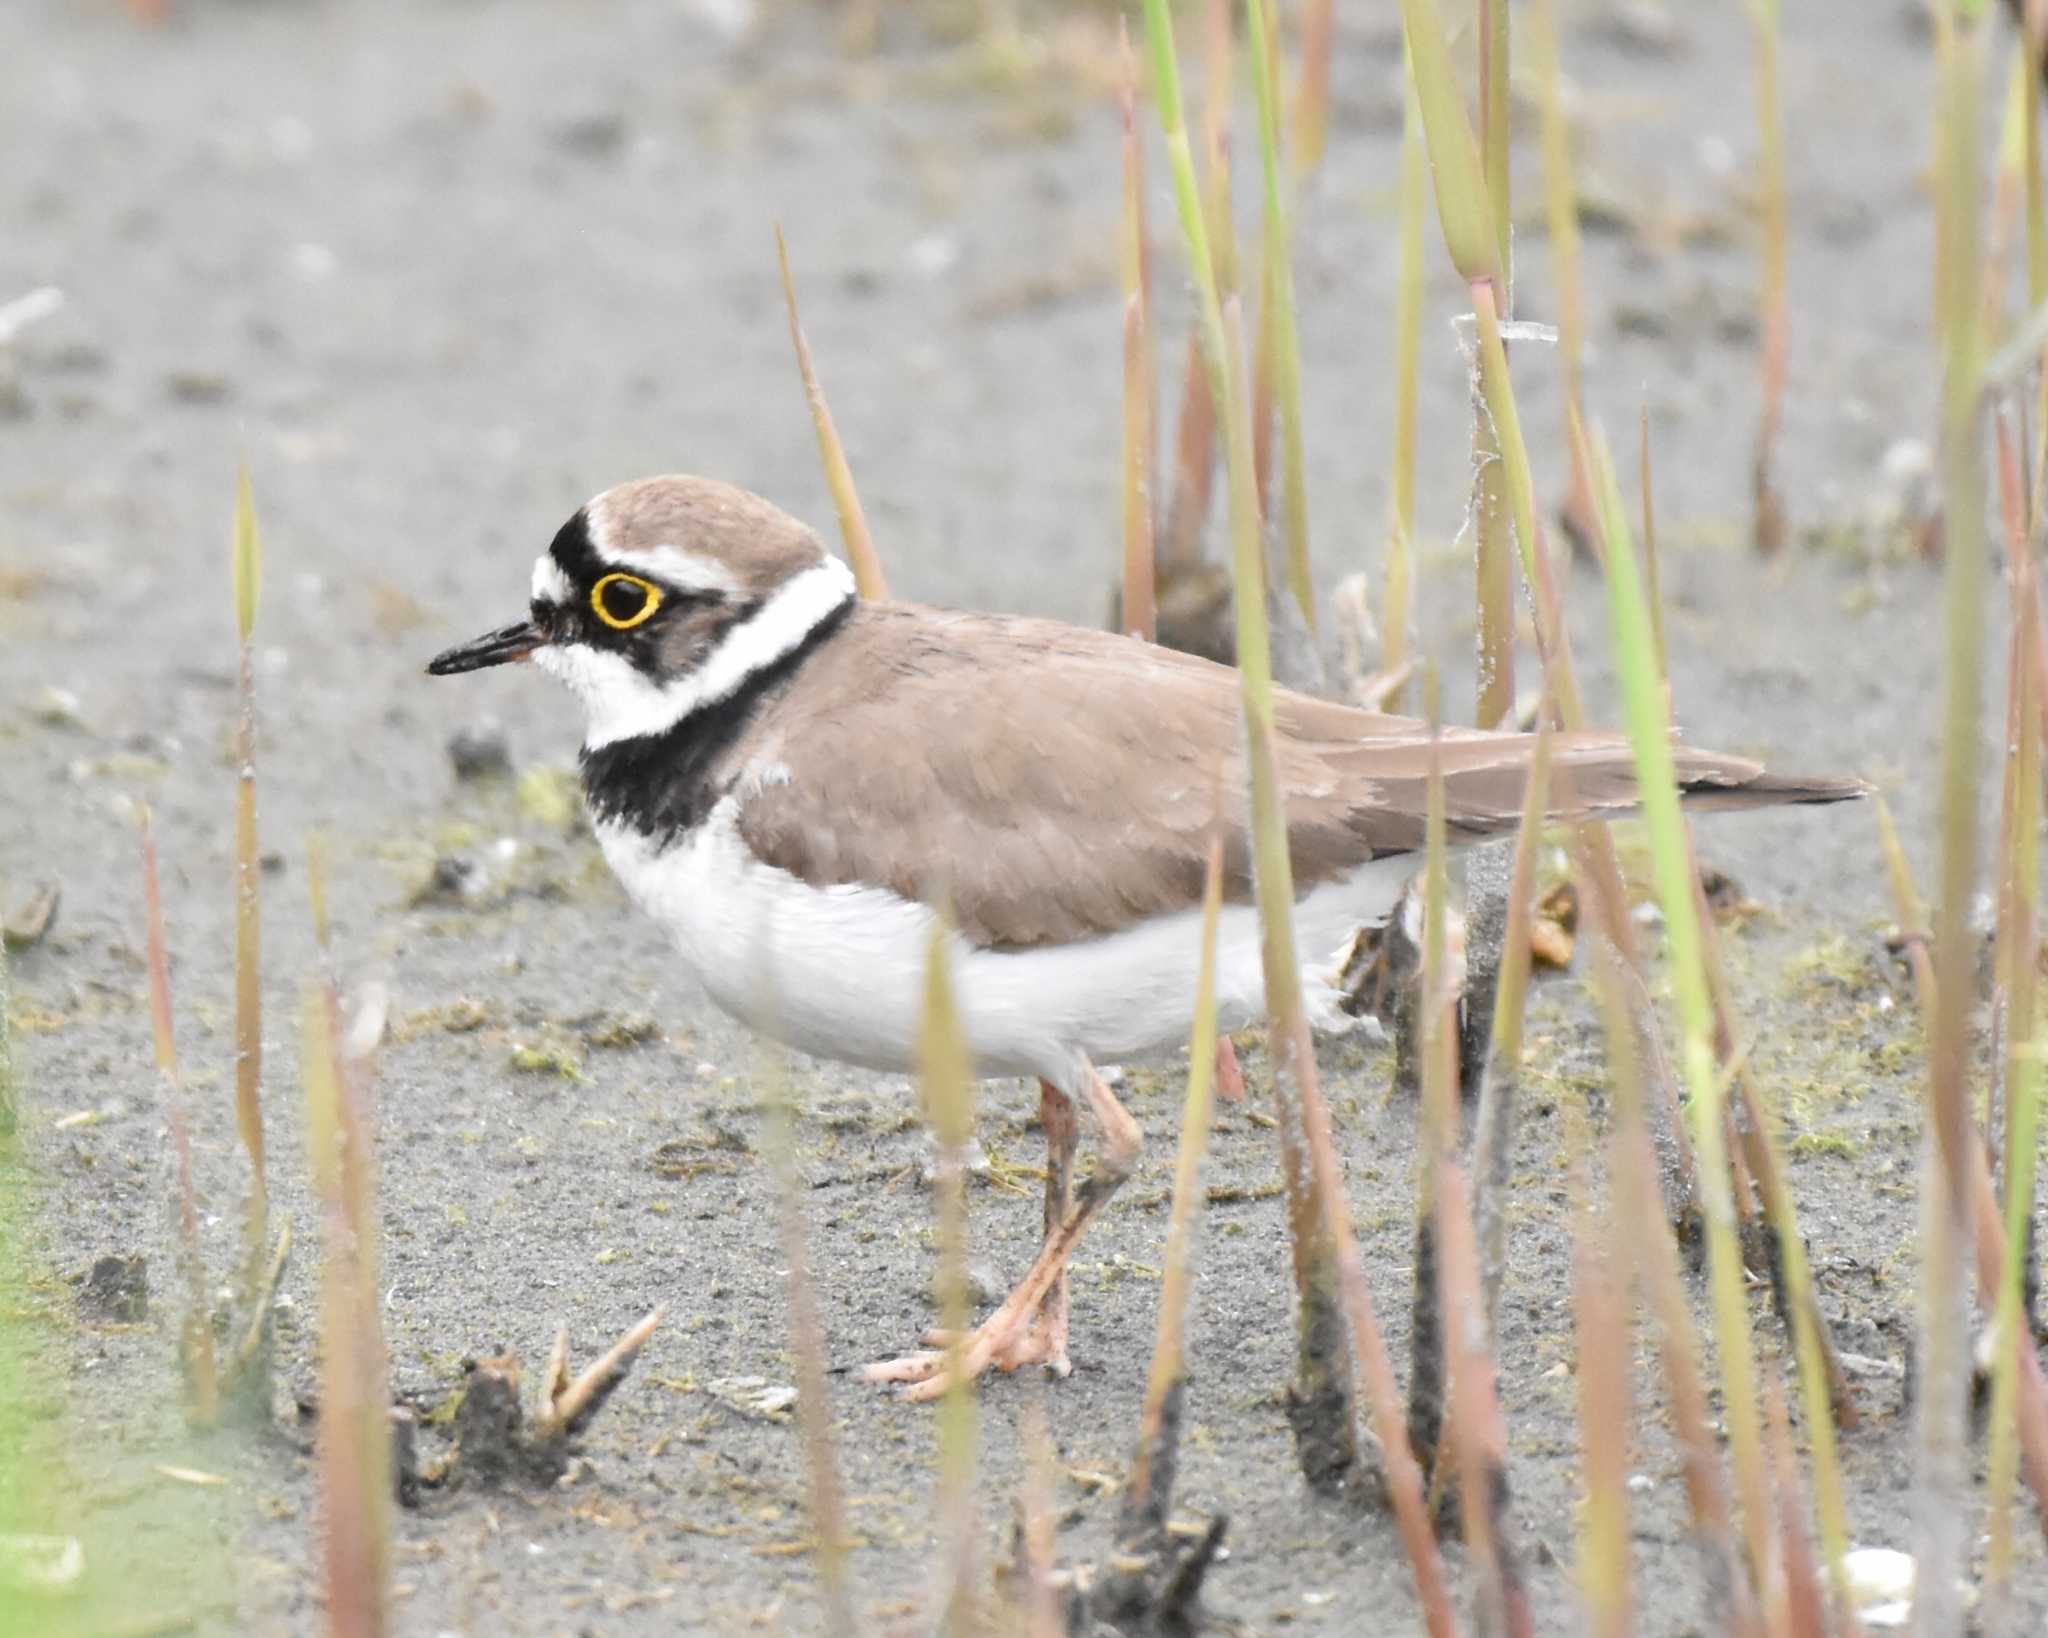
[735,603,1861,950]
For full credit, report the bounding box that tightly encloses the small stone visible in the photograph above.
[550,112,627,159]
[579,1011,661,1050]
[936,1260,1005,1310]
[29,686,85,730]
[163,368,232,405]
[391,1406,421,1508]
[81,1253,148,1321]
[412,854,488,907]
[1596,1,1685,57]
[447,720,511,781]
[2,883,59,951]
[704,1376,798,1420]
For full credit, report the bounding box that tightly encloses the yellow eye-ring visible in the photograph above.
[591,573,662,631]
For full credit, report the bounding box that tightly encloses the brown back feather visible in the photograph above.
[733,603,1862,949]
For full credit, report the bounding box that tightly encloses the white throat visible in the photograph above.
[536,554,856,750]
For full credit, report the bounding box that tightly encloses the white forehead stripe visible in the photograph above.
[603,543,745,598]
[536,554,856,751]
[583,493,747,597]
[531,555,572,605]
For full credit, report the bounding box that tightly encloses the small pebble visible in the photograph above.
[933,1260,1005,1310]
[1597,0,1684,57]
[447,720,512,780]
[30,685,85,730]
[81,1254,149,1322]
[414,854,488,906]
[550,112,627,159]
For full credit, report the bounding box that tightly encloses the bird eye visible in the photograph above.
[591,573,661,631]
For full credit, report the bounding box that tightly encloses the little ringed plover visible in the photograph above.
[428,474,1863,1399]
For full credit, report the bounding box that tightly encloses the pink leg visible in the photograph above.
[1004,1078,1079,1374]
[862,1062,1140,1400]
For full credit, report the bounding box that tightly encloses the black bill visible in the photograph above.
[426,619,543,676]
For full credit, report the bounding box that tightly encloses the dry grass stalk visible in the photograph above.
[303,979,391,1638]
[774,226,887,601]
[1637,391,1854,1604]
[231,466,266,1236]
[1407,677,1459,1480]
[1156,0,1235,583]
[1404,0,1697,1214]
[1876,799,2048,1544]
[1699,908,1859,1425]
[1121,835,1225,1536]
[1469,0,1515,729]
[1637,410,1668,683]
[1383,73,1425,714]
[1229,286,1361,1480]
[1762,1383,1827,1637]
[1567,1125,1632,1638]
[1529,0,1593,547]
[1992,410,2038,1149]
[1712,986,1859,1613]
[1425,678,1520,1618]
[1584,932,1759,1634]
[1745,0,1788,553]
[1139,11,1450,1621]
[1017,1401,1063,1638]
[1436,1162,1531,1637]
[1916,13,1991,1624]
[1265,740,1456,1631]
[1985,413,2044,1611]
[1118,19,1156,644]
[1139,0,1355,1493]
[1253,235,1278,514]
[1290,0,1333,181]
[533,1308,665,1439]
[140,806,220,1427]
[1161,349,1220,584]
[1468,710,1553,1336]
[1244,0,1314,636]
[1197,0,1235,303]
[761,1050,855,1636]
[919,921,980,1633]
[1983,53,2033,340]
[2022,0,2048,500]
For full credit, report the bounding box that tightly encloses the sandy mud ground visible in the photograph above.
[0,0,2037,1631]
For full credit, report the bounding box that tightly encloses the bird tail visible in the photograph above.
[1670,751,1870,814]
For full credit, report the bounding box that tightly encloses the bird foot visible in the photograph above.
[861,1312,1070,1400]
[931,1315,1070,1377]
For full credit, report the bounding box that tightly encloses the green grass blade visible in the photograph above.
[1583,423,1774,1593]
[1243,0,1314,632]
[1395,0,1500,288]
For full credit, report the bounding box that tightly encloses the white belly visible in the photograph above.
[595,802,1412,1091]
